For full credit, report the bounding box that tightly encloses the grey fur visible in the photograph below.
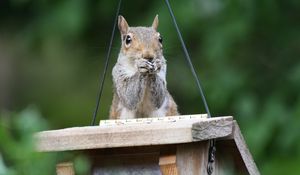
[109,16,178,119]
[112,64,146,110]
[148,74,166,109]
[112,58,165,111]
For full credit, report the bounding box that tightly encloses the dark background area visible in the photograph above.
[1,0,300,174]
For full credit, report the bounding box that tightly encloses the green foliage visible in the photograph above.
[0,107,56,175]
[74,156,91,175]
[1,0,300,174]
[0,107,90,175]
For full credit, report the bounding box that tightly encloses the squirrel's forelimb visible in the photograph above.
[112,63,146,111]
[111,56,169,119]
[148,74,166,109]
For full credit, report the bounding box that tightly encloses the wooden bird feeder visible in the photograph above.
[35,114,260,175]
[34,1,262,174]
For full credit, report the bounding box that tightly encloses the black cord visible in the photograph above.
[91,0,122,126]
[163,0,216,174]
[164,0,211,118]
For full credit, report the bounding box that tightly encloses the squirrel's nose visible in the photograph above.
[142,52,154,62]
[144,56,154,62]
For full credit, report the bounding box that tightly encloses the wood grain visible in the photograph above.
[159,155,178,175]
[176,142,208,175]
[192,116,233,141]
[36,116,261,175]
[232,121,260,175]
[35,115,233,152]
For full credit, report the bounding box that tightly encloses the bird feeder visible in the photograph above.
[36,114,260,175]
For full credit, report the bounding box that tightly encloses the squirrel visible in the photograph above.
[109,15,179,119]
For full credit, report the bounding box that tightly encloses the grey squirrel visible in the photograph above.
[109,15,178,119]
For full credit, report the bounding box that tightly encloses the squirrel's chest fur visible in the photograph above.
[109,54,174,119]
[113,81,169,119]
[137,85,162,117]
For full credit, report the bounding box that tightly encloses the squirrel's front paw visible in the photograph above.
[137,59,154,74]
[151,59,162,73]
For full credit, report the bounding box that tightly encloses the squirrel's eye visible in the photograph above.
[158,36,163,44]
[125,35,132,45]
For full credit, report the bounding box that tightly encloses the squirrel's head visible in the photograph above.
[118,15,163,61]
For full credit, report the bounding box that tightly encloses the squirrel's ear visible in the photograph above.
[152,15,159,31]
[118,15,129,35]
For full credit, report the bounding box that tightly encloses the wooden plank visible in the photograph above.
[100,114,207,126]
[56,162,74,175]
[192,116,233,140]
[176,142,208,175]
[159,155,178,175]
[231,121,260,175]
[159,155,176,165]
[90,153,161,175]
[215,139,249,174]
[35,115,233,152]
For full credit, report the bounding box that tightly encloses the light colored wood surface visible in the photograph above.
[160,164,178,175]
[56,162,74,175]
[35,115,233,152]
[37,115,261,174]
[159,155,178,175]
[100,114,207,126]
[159,155,176,165]
[176,142,208,175]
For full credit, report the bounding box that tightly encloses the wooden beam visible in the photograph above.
[192,116,233,140]
[231,121,260,175]
[56,162,75,175]
[35,115,233,152]
[159,154,178,175]
[176,142,208,175]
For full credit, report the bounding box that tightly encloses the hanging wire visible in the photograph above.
[91,0,122,126]
[163,0,211,118]
[163,0,216,174]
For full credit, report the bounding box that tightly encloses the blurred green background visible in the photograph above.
[0,0,300,174]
